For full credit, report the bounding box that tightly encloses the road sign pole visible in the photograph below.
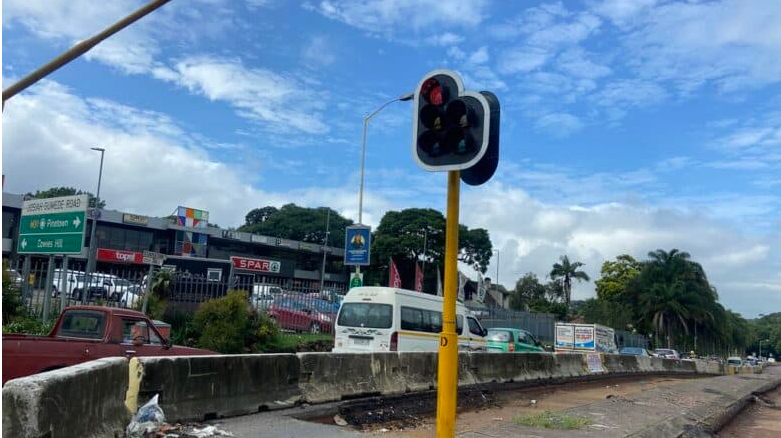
[436,170,461,438]
[42,255,55,321]
[60,255,69,311]
[21,256,31,303]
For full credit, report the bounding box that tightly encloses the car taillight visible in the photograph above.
[390,332,398,351]
[509,343,515,352]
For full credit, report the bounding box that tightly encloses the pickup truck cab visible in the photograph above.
[2,306,214,383]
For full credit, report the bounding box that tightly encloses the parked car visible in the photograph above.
[620,347,651,356]
[71,274,135,301]
[726,356,744,367]
[268,297,333,334]
[768,357,776,363]
[486,328,544,353]
[2,306,214,383]
[252,292,275,310]
[5,268,23,286]
[50,269,83,297]
[653,348,681,360]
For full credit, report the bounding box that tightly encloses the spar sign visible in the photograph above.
[230,256,281,273]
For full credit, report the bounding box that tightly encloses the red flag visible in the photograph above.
[415,263,423,292]
[389,258,403,288]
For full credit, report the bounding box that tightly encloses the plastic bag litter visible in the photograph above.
[126,394,165,438]
[184,425,234,437]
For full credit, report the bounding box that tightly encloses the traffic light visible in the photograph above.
[412,69,500,185]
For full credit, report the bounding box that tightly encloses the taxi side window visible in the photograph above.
[517,331,529,344]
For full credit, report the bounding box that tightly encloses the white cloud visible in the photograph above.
[495,4,602,76]
[556,48,611,79]
[302,35,337,68]
[428,32,464,46]
[0,79,384,228]
[534,112,584,137]
[166,56,329,134]
[591,0,658,28]
[468,46,489,65]
[447,46,467,60]
[305,0,489,35]
[618,0,781,93]
[592,79,668,108]
[461,182,781,317]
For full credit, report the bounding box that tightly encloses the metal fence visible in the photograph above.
[615,330,651,349]
[7,257,346,335]
[468,305,556,343]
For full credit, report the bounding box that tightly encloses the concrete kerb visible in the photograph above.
[131,354,301,423]
[2,357,130,438]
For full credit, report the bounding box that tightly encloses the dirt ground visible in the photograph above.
[359,375,696,437]
[717,386,781,438]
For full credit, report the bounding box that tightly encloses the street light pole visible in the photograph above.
[492,249,500,287]
[320,208,331,294]
[84,147,105,303]
[356,92,413,276]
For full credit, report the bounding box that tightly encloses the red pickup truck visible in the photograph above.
[3,306,215,383]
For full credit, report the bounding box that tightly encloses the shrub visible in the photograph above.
[192,289,281,353]
[194,290,250,353]
[133,292,167,320]
[2,316,55,335]
[2,261,24,321]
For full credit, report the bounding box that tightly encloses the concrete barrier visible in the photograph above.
[2,357,129,438]
[6,350,739,434]
[130,354,301,422]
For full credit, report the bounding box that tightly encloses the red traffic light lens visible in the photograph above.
[421,78,446,106]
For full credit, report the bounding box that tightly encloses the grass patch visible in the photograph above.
[512,411,592,430]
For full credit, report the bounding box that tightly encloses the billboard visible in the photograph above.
[555,324,575,349]
[574,325,596,349]
[344,225,371,266]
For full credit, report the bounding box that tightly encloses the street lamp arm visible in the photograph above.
[365,92,414,122]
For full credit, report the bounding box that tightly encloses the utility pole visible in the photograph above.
[84,147,105,304]
[421,228,428,281]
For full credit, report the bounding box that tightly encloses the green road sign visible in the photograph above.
[18,195,88,255]
[350,272,363,289]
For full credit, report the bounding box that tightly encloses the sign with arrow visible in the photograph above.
[17,195,88,255]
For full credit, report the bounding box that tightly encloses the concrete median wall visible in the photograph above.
[3,352,732,436]
[2,357,129,438]
[130,354,301,422]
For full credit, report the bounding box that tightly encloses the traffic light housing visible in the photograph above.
[412,69,500,185]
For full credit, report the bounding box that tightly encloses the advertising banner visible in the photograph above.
[344,225,371,266]
[574,325,596,349]
[556,324,575,349]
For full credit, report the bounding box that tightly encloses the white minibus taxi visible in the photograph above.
[332,286,488,352]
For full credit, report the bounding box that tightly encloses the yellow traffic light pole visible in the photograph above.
[436,170,461,438]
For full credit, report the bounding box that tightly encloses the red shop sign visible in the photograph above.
[230,256,281,273]
[97,248,144,264]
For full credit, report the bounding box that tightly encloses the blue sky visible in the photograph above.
[2,0,780,317]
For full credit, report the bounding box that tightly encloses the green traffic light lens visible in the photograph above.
[443,128,474,154]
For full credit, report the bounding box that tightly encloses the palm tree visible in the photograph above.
[549,255,590,307]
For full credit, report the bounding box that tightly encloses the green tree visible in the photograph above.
[245,206,279,226]
[509,272,546,311]
[369,208,493,290]
[239,204,353,248]
[26,186,105,208]
[549,255,590,307]
[594,254,641,300]
[458,226,492,273]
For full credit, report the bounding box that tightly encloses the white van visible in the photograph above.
[332,286,488,353]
